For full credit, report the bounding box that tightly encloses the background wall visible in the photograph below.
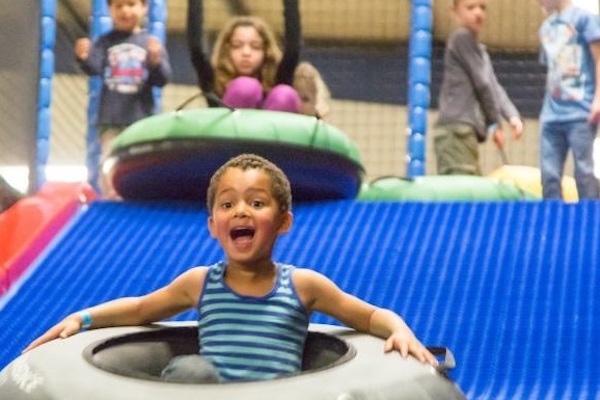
[0,2,40,185]
[46,0,553,184]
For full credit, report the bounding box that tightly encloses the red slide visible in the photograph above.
[0,182,98,296]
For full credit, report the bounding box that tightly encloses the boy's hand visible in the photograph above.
[492,126,506,149]
[74,38,91,61]
[384,332,439,366]
[509,116,524,140]
[588,98,600,124]
[147,36,162,66]
[22,315,82,353]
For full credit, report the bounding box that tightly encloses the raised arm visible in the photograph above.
[187,0,217,100]
[146,35,172,87]
[76,36,105,76]
[275,0,301,85]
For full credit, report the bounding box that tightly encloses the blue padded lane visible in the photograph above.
[0,200,598,399]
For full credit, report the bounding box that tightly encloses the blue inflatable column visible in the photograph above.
[148,0,167,113]
[406,0,432,178]
[36,0,57,191]
[86,0,112,192]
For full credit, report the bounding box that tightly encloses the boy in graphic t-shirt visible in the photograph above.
[537,0,600,199]
[75,0,171,198]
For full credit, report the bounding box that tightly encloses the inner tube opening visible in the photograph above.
[83,326,356,382]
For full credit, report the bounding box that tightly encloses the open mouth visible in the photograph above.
[230,227,255,240]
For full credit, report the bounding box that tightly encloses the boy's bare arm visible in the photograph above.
[295,269,437,365]
[23,268,206,352]
[369,308,437,365]
[23,297,145,352]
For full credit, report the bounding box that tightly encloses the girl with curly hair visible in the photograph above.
[187,0,301,113]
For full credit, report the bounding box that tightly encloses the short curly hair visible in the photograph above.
[206,154,292,214]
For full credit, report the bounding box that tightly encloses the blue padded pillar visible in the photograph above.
[148,0,167,113]
[406,0,432,177]
[86,0,112,191]
[36,0,57,191]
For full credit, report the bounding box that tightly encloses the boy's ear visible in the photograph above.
[207,215,217,238]
[278,211,293,234]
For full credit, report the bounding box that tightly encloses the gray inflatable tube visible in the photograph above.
[0,322,465,400]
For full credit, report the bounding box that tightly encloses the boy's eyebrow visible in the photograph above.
[215,187,235,197]
[216,186,270,197]
[246,189,271,198]
[242,187,271,197]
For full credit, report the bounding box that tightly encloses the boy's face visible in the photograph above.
[536,0,561,13]
[453,0,487,34]
[109,0,147,32]
[208,167,292,266]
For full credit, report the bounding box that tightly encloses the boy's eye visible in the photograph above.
[251,200,265,208]
[220,202,233,209]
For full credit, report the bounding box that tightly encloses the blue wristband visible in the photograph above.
[79,311,92,330]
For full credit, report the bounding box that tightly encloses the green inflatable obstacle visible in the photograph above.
[108,108,365,202]
[358,175,540,202]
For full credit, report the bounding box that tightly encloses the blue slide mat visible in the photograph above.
[0,200,598,399]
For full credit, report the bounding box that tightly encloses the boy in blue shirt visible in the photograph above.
[537,0,600,199]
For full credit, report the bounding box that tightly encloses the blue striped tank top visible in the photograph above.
[197,261,309,381]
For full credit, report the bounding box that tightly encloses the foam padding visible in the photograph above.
[0,182,97,295]
[0,200,598,398]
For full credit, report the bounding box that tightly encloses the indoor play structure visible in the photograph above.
[1,1,599,399]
